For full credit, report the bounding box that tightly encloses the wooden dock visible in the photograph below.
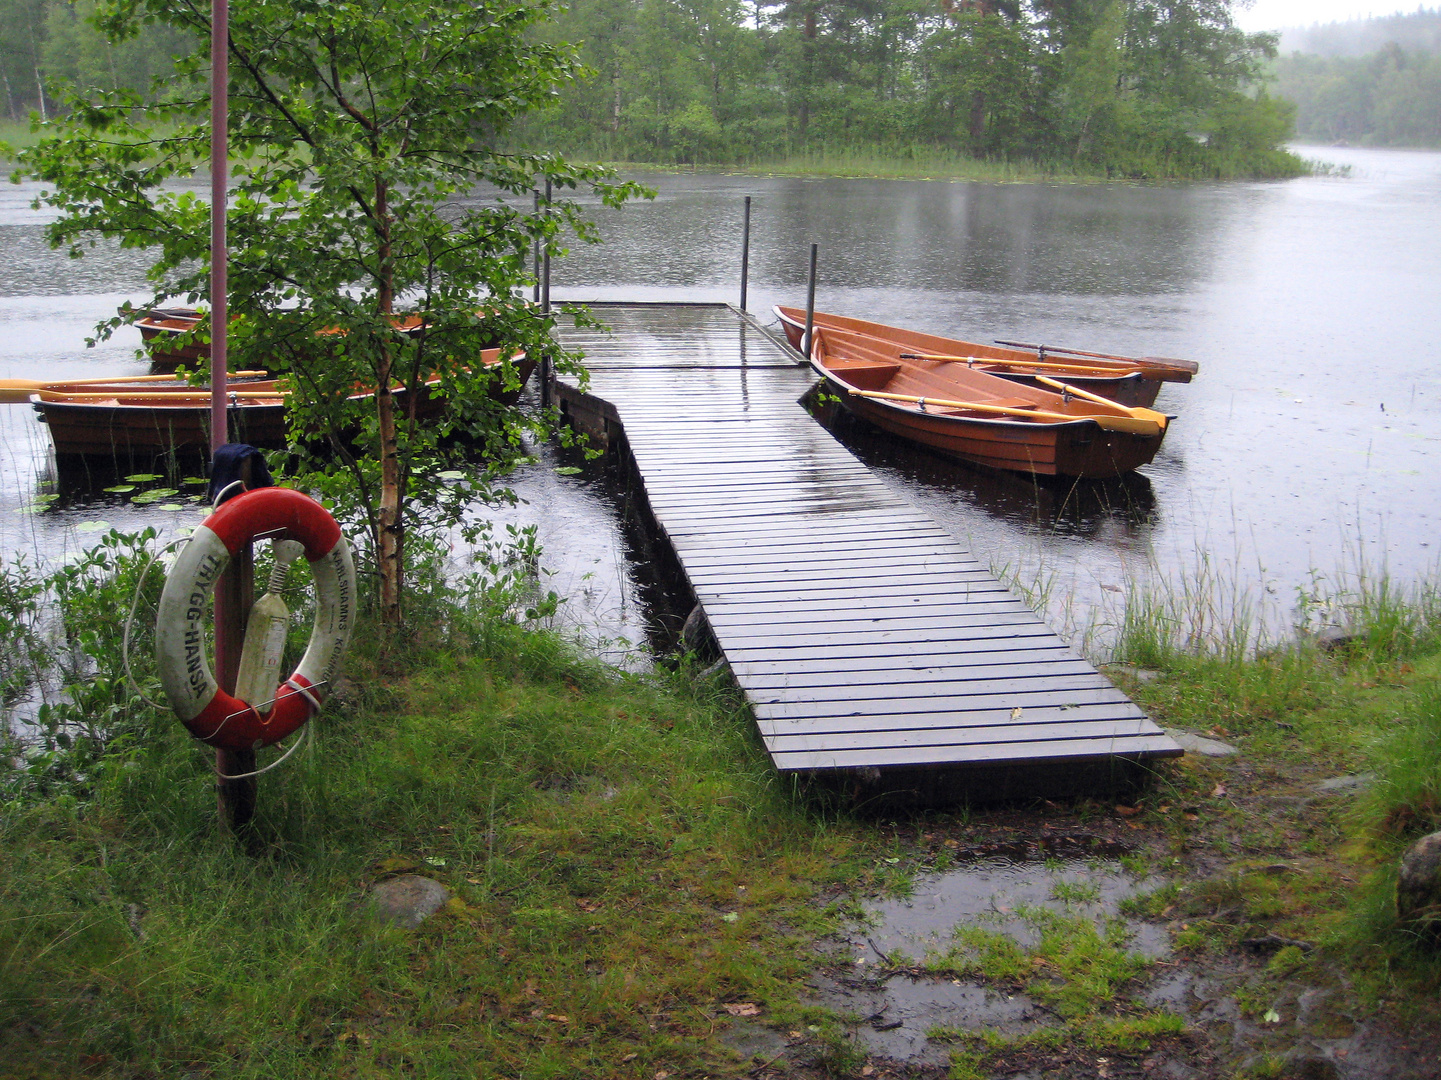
[553,303,1181,776]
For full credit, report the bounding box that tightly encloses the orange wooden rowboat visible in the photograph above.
[809,326,1170,478]
[774,306,1196,409]
[31,348,530,458]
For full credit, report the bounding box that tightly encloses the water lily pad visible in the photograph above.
[436,470,466,481]
[181,476,209,486]
[124,473,161,483]
[554,466,583,476]
[103,485,137,494]
[157,503,186,512]
[76,520,112,533]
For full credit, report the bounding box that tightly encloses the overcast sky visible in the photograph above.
[1232,1,1423,32]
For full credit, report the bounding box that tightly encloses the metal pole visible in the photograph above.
[541,179,551,315]
[739,195,751,312]
[532,189,540,305]
[802,243,818,360]
[210,0,255,830]
[209,0,228,452]
[540,179,552,408]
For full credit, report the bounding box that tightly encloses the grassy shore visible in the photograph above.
[2,535,1440,1077]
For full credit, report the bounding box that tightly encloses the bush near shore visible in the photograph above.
[1,531,1439,1077]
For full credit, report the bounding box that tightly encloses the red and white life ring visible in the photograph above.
[156,487,355,752]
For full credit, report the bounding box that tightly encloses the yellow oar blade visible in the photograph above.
[1034,375,1169,431]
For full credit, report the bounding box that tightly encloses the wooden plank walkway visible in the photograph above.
[554,303,1181,774]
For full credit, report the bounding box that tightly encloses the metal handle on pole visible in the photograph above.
[802,243,818,360]
[740,196,751,312]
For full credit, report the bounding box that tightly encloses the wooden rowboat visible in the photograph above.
[809,326,1170,478]
[136,308,209,373]
[774,306,1196,409]
[32,348,531,458]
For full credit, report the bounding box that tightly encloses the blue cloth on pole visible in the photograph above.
[208,443,274,505]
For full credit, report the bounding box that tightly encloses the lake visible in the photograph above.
[2,145,1438,656]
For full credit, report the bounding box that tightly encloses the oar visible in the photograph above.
[844,387,1164,437]
[899,352,1144,378]
[35,388,288,403]
[994,339,1198,381]
[1033,375,1169,431]
[0,370,269,404]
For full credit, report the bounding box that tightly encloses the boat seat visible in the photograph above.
[831,359,902,391]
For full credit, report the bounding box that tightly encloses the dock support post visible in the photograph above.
[739,196,751,312]
[802,243,818,360]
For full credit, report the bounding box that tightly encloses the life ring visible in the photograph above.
[155,487,355,751]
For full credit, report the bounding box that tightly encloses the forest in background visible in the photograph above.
[523,0,1301,177]
[1271,8,1441,147]
[2,0,1302,179]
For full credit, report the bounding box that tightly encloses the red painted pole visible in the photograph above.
[210,0,257,829]
[210,0,228,450]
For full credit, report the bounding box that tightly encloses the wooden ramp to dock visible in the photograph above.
[554,303,1181,774]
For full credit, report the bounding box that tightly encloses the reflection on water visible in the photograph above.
[2,145,1439,651]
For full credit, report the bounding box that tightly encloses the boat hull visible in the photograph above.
[775,306,1163,408]
[834,384,1165,478]
[33,353,534,459]
[809,326,1168,479]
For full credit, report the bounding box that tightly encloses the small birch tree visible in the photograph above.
[18,0,642,624]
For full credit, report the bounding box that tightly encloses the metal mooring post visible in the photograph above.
[209,0,256,831]
[540,179,553,408]
[532,189,540,305]
[739,196,751,312]
[802,243,818,361]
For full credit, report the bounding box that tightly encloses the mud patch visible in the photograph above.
[812,854,1167,1067]
[855,855,1168,963]
[807,971,1048,1066]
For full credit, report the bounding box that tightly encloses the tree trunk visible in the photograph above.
[969,88,986,142]
[2,68,16,120]
[374,177,403,625]
[799,6,816,139]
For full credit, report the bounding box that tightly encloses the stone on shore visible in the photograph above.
[368,875,450,930]
[1396,831,1441,941]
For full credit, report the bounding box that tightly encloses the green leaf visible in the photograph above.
[103,485,137,494]
[76,520,112,532]
[124,474,161,483]
[553,466,583,476]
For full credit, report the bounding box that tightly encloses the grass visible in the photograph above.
[1102,566,1441,1017]
[4,524,1441,1076]
[0,119,43,161]
[0,605,893,1078]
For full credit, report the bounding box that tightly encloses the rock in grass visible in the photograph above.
[1163,729,1238,757]
[368,875,450,930]
[1396,832,1441,942]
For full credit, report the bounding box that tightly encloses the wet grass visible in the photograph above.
[0,616,894,1078]
[1104,568,1441,1022]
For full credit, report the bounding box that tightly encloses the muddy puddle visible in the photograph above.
[807,855,1166,1066]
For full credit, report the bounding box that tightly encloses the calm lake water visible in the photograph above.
[2,145,1438,655]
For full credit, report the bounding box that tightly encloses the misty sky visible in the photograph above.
[1233,1,1423,32]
